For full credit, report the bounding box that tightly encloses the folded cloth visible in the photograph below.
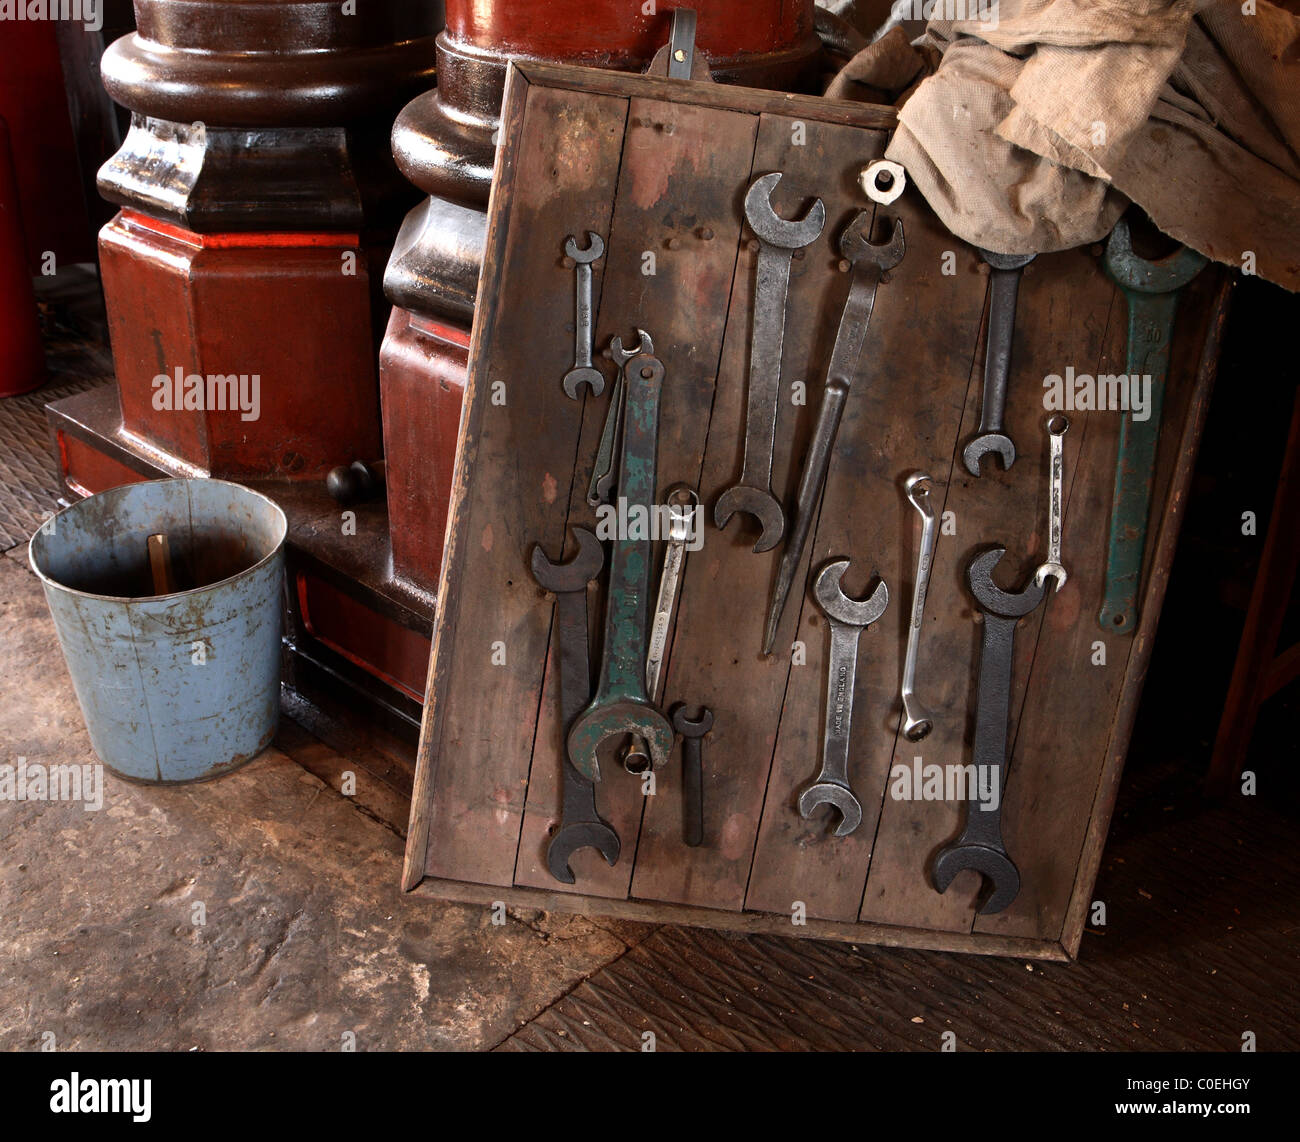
[826,1,1300,290]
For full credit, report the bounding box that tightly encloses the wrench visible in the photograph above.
[567,350,674,782]
[587,330,653,509]
[561,232,606,399]
[962,249,1037,477]
[530,528,620,884]
[901,473,937,742]
[1099,217,1207,633]
[623,486,699,774]
[1034,416,1070,591]
[932,547,1046,915]
[715,171,826,553]
[763,213,905,655]
[799,560,889,836]
[671,704,713,847]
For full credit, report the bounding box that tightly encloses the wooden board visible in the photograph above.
[404,59,1231,959]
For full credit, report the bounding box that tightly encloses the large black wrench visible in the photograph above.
[567,352,674,782]
[932,547,1046,915]
[715,171,826,553]
[763,213,905,655]
[530,528,620,884]
[962,249,1037,477]
[1099,217,1206,634]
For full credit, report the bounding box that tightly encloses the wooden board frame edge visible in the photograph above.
[1057,271,1236,958]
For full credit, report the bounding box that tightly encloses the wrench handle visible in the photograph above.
[682,737,704,847]
[573,264,594,369]
[818,622,861,787]
[553,589,593,730]
[740,246,795,485]
[1099,290,1180,633]
[594,357,664,701]
[1048,425,1065,567]
[978,266,1024,435]
[966,613,1016,849]
[903,507,937,674]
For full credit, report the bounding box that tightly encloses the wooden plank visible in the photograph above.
[745,183,986,920]
[628,113,890,910]
[409,79,630,888]
[411,876,1070,962]
[860,245,1118,931]
[513,94,761,896]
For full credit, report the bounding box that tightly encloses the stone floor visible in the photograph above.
[3,543,1298,1052]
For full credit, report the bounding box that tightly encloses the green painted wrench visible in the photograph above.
[1099,219,1207,634]
[567,346,674,782]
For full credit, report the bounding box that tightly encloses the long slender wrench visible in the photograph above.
[1099,218,1207,633]
[715,172,826,553]
[901,473,937,741]
[1034,416,1069,591]
[588,330,653,508]
[568,351,674,781]
[622,486,699,774]
[530,529,620,884]
[932,547,1046,914]
[561,232,605,398]
[799,560,889,837]
[763,214,905,655]
[962,249,1036,476]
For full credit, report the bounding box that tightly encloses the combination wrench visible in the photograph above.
[901,473,937,742]
[799,560,889,837]
[671,703,713,847]
[763,213,905,655]
[588,330,653,509]
[962,249,1037,477]
[622,485,699,774]
[715,171,826,553]
[931,547,1047,914]
[530,528,620,884]
[1099,217,1206,633]
[561,232,606,399]
[1034,416,1069,591]
[567,349,674,782]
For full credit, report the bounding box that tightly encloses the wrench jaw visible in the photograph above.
[1034,563,1068,592]
[713,485,785,554]
[901,696,933,744]
[962,434,1016,478]
[798,782,863,838]
[814,560,890,627]
[968,547,1048,617]
[562,366,605,401]
[567,701,674,783]
[931,843,1021,916]
[840,214,906,270]
[1102,217,1208,294]
[743,172,828,249]
[546,819,620,885]
[529,528,604,593]
[563,231,605,264]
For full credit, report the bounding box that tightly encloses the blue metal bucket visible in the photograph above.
[29,479,287,784]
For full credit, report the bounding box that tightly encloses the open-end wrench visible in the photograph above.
[799,559,889,837]
[530,528,620,884]
[1099,218,1207,633]
[932,547,1046,915]
[715,171,826,553]
[763,213,905,655]
[671,703,713,847]
[587,330,653,509]
[623,485,699,774]
[962,249,1037,477]
[1034,416,1070,592]
[901,473,937,741]
[561,232,605,399]
[567,350,674,782]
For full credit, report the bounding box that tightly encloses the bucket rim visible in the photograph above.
[27,477,288,605]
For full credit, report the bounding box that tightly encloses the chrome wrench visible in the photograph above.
[623,486,699,774]
[1034,416,1069,592]
[561,232,605,399]
[901,473,937,742]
